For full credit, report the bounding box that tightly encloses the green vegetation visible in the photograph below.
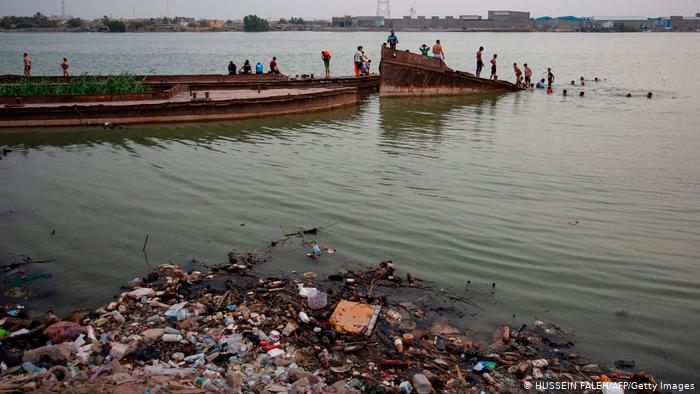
[106,20,127,32]
[0,74,151,97]
[65,17,85,29]
[284,17,306,25]
[243,15,270,32]
[0,13,58,29]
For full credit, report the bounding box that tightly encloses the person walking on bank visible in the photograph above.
[432,40,445,60]
[321,50,331,78]
[387,30,399,50]
[489,54,497,80]
[476,46,484,78]
[23,53,32,78]
[61,58,70,78]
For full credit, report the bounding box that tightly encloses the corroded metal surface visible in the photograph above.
[0,87,359,129]
[0,74,380,91]
[379,46,523,97]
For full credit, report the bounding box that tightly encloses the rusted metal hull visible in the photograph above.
[379,47,522,97]
[0,88,359,129]
[0,74,380,91]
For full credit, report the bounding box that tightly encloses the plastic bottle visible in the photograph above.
[111,311,125,323]
[399,381,413,394]
[298,311,310,323]
[394,338,404,353]
[386,310,401,321]
[162,334,183,342]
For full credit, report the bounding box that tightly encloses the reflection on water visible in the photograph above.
[0,104,362,151]
[378,95,502,160]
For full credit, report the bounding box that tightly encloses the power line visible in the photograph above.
[377,0,391,19]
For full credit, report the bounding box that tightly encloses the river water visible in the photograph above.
[1,32,699,382]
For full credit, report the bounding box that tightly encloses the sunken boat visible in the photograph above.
[0,74,378,129]
[379,46,523,97]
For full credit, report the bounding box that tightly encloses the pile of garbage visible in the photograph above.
[1,250,660,393]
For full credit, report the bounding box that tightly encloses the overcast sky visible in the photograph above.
[1,0,698,20]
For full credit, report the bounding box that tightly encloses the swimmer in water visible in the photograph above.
[647,92,653,99]
[563,89,568,96]
[579,91,585,97]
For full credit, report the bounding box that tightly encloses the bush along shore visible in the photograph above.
[0,230,661,393]
[0,74,151,97]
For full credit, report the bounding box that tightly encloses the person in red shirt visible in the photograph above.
[269,57,280,75]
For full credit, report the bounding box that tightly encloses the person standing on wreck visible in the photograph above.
[432,40,444,60]
[354,46,364,77]
[23,53,32,78]
[476,46,484,77]
[61,58,70,78]
[489,54,498,80]
[547,68,555,88]
[524,63,532,87]
[387,30,399,50]
[321,50,331,78]
[513,63,522,87]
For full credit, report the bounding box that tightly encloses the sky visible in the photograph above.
[0,0,698,20]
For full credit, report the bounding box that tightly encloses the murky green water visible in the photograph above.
[1,32,700,382]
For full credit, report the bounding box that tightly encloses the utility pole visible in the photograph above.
[166,0,170,17]
[133,4,136,18]
[61,0,66,19]
[376,0,391,19]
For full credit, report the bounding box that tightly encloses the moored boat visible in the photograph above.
[379,46,523,97]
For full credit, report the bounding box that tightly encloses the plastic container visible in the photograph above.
[307,290,328,310]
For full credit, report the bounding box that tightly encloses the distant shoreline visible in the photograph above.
[1,29,698,33]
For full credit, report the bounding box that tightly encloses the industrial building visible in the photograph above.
[332,11,531,31]
[330,10,700,32]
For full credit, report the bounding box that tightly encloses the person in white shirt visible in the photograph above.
[354,46,364,77]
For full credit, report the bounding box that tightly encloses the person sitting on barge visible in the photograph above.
[270,57,280,74]
[241,60,252,74]
[228,61,237,75]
